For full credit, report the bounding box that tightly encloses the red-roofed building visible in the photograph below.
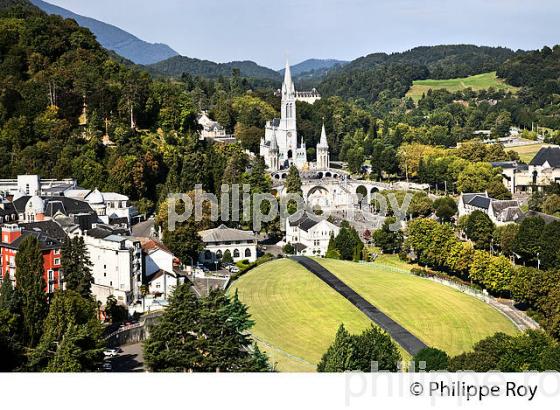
[0,224,63,294]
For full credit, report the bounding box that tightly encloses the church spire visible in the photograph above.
[282,59,295,96]
[318,122,329,148]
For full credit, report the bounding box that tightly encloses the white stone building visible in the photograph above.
[197,111,235,143]
[458,193,523,225]
[0,175,77,197]
[64,188,137,225]
[285,212,340,256]
[84,227,143,306]
[198,224,257,264]
[493,146,560,194]
[260,61,330,171]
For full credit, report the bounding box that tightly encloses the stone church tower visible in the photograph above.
[261,60,306,169]
[316,123,330,169]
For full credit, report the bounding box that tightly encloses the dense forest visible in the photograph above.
[319,45,519,101]
[147,55,282,81]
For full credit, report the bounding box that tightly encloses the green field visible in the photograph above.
[230,258,518,372]
[406,72,518,102]
[507,143,549,163]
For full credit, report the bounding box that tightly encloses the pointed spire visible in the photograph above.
[318,121,329,148]
[270,130,278,151]
[282,59,295,96]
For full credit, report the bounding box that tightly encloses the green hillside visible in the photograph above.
[407,71,518,101]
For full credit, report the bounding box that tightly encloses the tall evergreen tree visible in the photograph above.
[14,236,48,347]
[29,290,104,372]
[317,324,355,372]
[62,236,93,298]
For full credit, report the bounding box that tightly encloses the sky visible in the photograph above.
[46,0,560,69]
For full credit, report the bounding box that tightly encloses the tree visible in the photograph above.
[285,165,303,215]
[144,284,202,372]
[539,221,560,269]
[325,234,340,259]
[372,217,403,254]
[14,236,48,347]
[317,325,401,372]
[457,162,498,193]
[513,216,545,264]
[282,243,295,255]
[486,179,512,200]
[449,331,560,372]
[62,236,93,298]
[30,290,104,372]
[352,326,401,372]
[433,196,457,223]
[104,295,128,324]
[493,224,519,257]
[334,224,364,261]
[222,249,233,264]
[469,251,514,294]
[317,324,355,372]
[464,210,495,250]
[543,194,560,217]
[144,284,271,372]
[413,348,449,372]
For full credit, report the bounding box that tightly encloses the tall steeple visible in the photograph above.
[318,122,329,148]
[269,130,279,171]
[316,121,330,170]
[282,60,295,97]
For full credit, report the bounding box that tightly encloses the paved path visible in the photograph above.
[111,343,145,372]
[291,256,427,356]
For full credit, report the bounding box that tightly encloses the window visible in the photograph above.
[245,248,251,258]
[54,258,61,266]
[216,250,223,259]
[233,249,240,258]
[48,270,54,281]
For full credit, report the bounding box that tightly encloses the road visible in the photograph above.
[110,343,145,372]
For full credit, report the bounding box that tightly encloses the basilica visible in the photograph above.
[260,61,330,171]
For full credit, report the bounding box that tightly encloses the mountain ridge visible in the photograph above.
[29,0,179,65]
[147,55,282,81]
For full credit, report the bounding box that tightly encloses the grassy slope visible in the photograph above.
[318,258,518,356]
[231,259,372,372]
[507,143,551,163]
[406,72,518,102]
[231,257,518,372]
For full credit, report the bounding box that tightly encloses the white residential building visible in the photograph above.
[0,175,77,196]
[140,238,182,299]
[286,212,340,256]
[198,224,257,264]
[458,193,523,225]
[84,228,143,306]
[64,188,137,225]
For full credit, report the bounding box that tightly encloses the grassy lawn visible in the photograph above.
[230,259,373,372]
[406,72,518,102]
[507,142,549,163]
[318,258,518,356]
[231,257,518,372]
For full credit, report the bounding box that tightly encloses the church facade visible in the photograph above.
[260,61,330,171]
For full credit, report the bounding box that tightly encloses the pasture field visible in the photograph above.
[406,72,518,102]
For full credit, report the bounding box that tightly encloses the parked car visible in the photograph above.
[229,267,240,274]
[101,362,113,372]
[104,348,119,358]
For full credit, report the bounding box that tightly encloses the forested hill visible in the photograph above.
[279,59,348,76]
[29,0,179,65]
[147,55,282,81]
[319,45,520,101]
